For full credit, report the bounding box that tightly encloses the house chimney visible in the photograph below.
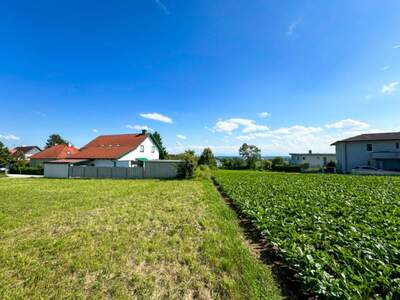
[141,129,148,135]
[309,150,312,154]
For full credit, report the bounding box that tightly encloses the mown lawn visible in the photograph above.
[0,178,281,299]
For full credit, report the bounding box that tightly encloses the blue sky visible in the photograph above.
[1,0,400,155]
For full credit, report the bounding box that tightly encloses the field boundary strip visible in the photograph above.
[211,177,315,300]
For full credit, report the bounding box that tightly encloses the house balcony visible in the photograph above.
[372,151,400,160]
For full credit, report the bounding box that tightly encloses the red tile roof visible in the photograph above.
[31,144,79,159]
[45,159,88,164]
[70,134,148,159]
[332,132,400,145]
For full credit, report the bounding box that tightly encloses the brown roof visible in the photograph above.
[70,133,148,159]
[332,132,400,145]
[10,146,41,155]
[31,144,79,159]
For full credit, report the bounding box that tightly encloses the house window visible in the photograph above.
[302,157,306,160]
[366,144,372,152]
[140,145,144,152]
[151,146,155,153]
[396,142,399,149]
[367,160,371,166]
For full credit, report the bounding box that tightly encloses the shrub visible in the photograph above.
[222,157,247,170]
[262,160,273,170]
[9,166,44,175]
[177,150,197,179]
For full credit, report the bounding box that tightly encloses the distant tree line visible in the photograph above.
[220,143,302,172]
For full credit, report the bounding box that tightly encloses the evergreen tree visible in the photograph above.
[45,134,69,149]
[151,131,168,159]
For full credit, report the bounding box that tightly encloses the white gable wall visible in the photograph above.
[119,136,160,161]
[26,148,41,159]
[91,136,160,167]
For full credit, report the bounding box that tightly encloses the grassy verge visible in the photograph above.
[0,178,281,299]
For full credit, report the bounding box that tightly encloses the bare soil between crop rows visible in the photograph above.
[212,177,315,300]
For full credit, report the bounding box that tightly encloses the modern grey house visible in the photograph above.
[332,132,400,173]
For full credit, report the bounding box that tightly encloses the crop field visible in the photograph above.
[0,178,281,299]
[213,170,400,299]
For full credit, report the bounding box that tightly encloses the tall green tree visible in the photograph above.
[0,142,11,166]
[45,134,69,149]
[239,143,261,169]
[151,131,168,159]
[198,147,217,167]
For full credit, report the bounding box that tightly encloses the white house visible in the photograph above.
[68,130,161,167]
[10,146,41,161]
[290,150,336,168]
[332,132,400,173]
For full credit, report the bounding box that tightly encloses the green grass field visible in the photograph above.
[0,177,281,299]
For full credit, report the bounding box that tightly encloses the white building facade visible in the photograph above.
[290,151,336,168]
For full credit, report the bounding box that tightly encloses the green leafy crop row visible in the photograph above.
[213,170,400,299]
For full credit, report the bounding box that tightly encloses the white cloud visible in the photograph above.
[0,134,20,140]
[272,125,323,135]
[325,119,369,130]
[235,135,256,141]
[258,112,271,119]
[168,144,239,155]
[155,0,170,14]
[393,44,400,49]
[140,112,173,124]
[214,120,239,132]
[287,21,298,36]
[34,111,46,117]
[176,134,186,140]
[92,129,98,133]
[126,124,154,132]
[381,81,399,94]
[381,66,390,71]
[214,118,269,133]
